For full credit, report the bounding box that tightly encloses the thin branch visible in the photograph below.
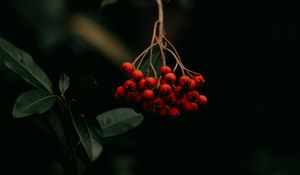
[132,42,158,65]
[156,0,164,40]
[164,48,185,75]
[155,36,166,66]
[163,36,183,64]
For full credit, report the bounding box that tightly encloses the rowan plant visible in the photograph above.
[0,0,206,174]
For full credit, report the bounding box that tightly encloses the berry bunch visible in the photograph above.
[114,0,206,118]
[115,63,207,118]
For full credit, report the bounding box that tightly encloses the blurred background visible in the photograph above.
[1,0,300,174]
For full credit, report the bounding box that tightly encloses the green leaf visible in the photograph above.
[96,108,144,138]
[59,73,70,95]
[101,0,120,8]
[46,109,69,151]
[13,90,57,118]
[140,50,162,77]
[0,37,53,92]
[69,105,103,162]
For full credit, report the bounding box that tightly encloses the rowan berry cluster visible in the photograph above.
[115,63,207,118]
[114,0,206,118]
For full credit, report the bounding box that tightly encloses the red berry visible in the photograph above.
[138,79,146,89]
[143,100,154,112]
[114,86,126,99]
[183,102,198,112]
[194,75,205,87]
[125,91,135,102]
[145,77,158,89]
[124,80,136,91]
[133,91,143,102]
[174,86,184,97]
[179,75,191,87]
[191,103,199,112]
[168,107,180,118]
[153,98,164,109]
[189,79,196,90]
[143,89,155,100]
[183,101,193,112]
[120,62,134,74]
[169,92,177,103]
[187,90,200,102]
[160,66,172,75]
[164,73,176,84]
[198,95,207,105]
[131,70,144,81]
[160,84,172,95]
[163,92,176,104]
[177,97,188,108]
[160,79,167,85]
[159,108,168,117]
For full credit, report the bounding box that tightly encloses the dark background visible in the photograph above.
[1,0,300,174]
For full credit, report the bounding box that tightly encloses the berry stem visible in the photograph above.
[184,67,201,75]
[164,48,185,75]
[136,51,148,70]
[155,36,166,66]
[133,0,201,79]
[156,0,164,41]
[148,20,160,78]
[163,36,201,76]
[155,0,167,66]
[149,62,157,78]
[173,62,179,72]
[163,36,183,64]
[132,42,158,66]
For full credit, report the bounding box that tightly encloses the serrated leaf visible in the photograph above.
[96,108,144,138]
[0,37,53,92]
[13,90,57,118]
[101,0,120,8]
[59,73,70,95]
[140,50,162,77]
[69,105,103,162]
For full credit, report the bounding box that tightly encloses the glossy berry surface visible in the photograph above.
[164,73,176,84]
[160,66,172,75]
[160,84,172,95]
[124,80,136,91]
[179,75,191,87]
[145,77,157,89]
[131,70,144,81]
[198,95,207,105]
[143,89,155,100]
[114,86,126,99]
[194,75,205,87]
[120,62,134,74]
